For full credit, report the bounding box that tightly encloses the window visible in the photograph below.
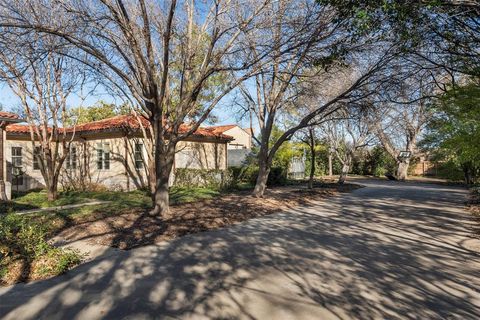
[12,175,23,186]
[66,146,77,170]
[12,147,22,168]
[96,142,110,170]
[134,143,144,170]
[33,146,41,170]
[11,147,24,186]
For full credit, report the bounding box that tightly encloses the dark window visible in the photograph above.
[96,142,110,170]
[33,146,41,170]
[12,175,23,186]
[134,143,144,169]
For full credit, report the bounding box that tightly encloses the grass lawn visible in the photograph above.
[0,186,222,286]
[1,186,221,212]
[1,187,222,236]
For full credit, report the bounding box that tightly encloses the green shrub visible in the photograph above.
[243,166,287,186]
[173,168,232,189]
[436,160,465,181]
[0,214,50,258]
[0,213,81,284]
[373,166,387,177]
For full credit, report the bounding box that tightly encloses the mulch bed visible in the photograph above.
[56,183,362,250]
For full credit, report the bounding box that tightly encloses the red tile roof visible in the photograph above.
[6,114,233,141]
[69,114,150,133]
[207,124,238,135]
[0,111,21,121]
[6,124,56,134]
[5,124,32,134]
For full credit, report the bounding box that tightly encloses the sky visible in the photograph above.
[0,83,248,128]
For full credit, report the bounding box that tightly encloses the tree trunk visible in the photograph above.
[252,128,272,197]
[328,151,333,177]
[396,161,409,181]
[253,160,270,197]
[463,164,473,184]
[148,157,156,199]
[151,150,175,217]
[308,128,315,189]
[46,177,58,201]
[338,162,350,185]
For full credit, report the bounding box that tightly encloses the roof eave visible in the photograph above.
[0,117,24,123]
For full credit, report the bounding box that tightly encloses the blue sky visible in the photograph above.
[0,83,246,127]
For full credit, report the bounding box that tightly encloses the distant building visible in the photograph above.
[208,125,254,167]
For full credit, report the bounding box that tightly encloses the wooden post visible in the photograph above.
[0,126,6,201]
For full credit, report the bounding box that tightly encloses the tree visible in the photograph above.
[0,36,82,200]
[237,0,398,197]
[323,0,480,78]
[422,83,480,184]
[67,101,130,125]
[322,108,373,184]
[0,0,270,216]
[304,126,317,189]
[371,68,441,181]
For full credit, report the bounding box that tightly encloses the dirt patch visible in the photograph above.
[56,183,361,250]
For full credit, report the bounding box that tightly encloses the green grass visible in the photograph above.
[0,213,82,285]
[0,185,230,285]
[170,187,220,205]
[3,186,220,222]
[12,189,84,208]
[0,186,222,240]
[8,186,220,210]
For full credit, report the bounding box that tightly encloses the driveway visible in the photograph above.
[1,179,479,319]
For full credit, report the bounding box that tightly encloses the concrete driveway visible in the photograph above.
[1,179,479,320]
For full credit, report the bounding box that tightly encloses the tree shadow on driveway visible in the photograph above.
[0,180,479,319]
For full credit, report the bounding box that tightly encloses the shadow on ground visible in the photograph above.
[0,180,479,319]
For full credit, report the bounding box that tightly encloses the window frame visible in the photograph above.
[96,142,111,170]
[11,146,24,186]
[33,146,41,170]
[66,146,77,170]
[11,146,23,168]
[134,143,144,170]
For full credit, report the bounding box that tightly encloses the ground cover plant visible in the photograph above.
[0,213,82,286]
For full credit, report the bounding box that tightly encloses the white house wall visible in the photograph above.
[224,127,252,150]
[5,136,228,192]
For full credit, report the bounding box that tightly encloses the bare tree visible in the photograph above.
[322,108,372,184]
[372,70,441,181]
[235,0,400,197]
[0,0,271,216]
[304,126,317,189]
[0,35,81,200]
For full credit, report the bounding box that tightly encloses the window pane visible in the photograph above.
[134,143,143,169]
[71,147,77,169]
[12,147,23,167]
[12,176,23,186]
[33,147,41,170]
[104,151,110,170]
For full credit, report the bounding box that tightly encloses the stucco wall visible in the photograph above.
[5,136,228,191]
[224,127,251,150]
[5,140,45,191]
[175,140,227,170]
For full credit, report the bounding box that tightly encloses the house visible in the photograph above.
[0,111,23,200]
[3,114,237,195]
[208,125,253,167]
